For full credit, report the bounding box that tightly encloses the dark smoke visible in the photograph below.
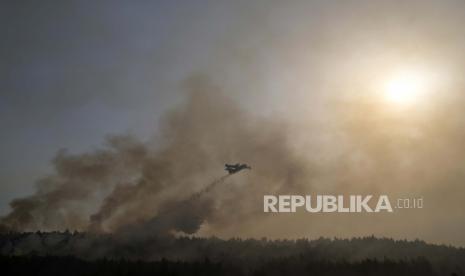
[0,76,310,237]
[116,174,231,240]
[1,135,148,232]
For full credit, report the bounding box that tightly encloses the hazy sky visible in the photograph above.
[0,0,231,211]
[2,1,465,245]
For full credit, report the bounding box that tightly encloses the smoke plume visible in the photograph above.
[0,76,310,237]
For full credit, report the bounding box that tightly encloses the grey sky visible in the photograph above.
[0,1,236,212]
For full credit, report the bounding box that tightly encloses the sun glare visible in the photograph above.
[383,70,427,106]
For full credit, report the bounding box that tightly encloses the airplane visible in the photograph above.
[224,163,251,174]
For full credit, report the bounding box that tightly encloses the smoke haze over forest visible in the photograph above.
[2,0,465,247]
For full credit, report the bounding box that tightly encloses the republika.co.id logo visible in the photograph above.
[264,195,423,213]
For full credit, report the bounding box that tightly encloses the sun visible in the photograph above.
[383,70,427,106]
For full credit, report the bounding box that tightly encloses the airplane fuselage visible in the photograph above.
[224,163,251,174]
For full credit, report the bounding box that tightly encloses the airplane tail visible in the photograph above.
[191,165,250,200]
